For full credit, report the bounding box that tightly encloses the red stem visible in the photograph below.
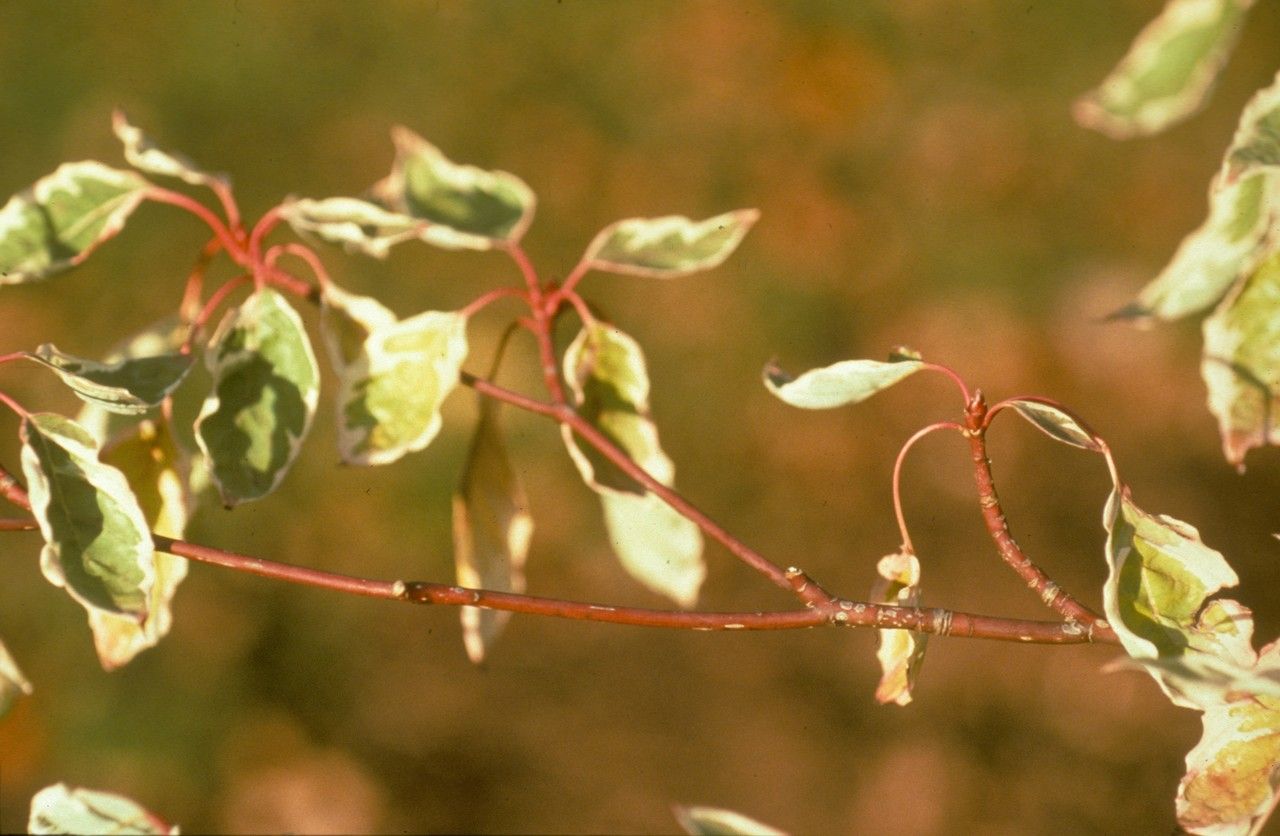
[265,243,332,293]
[179,238,223,324]
[184,274,253,351]
[558,258,592,299]
[460,286,529,319]
[144,187,246,264]
[892,422,964,554]
[505,244,566,405]
[0,517,37,532]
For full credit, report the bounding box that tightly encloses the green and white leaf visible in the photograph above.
[1005,398,1104,452]
[330,307,469,466]
[581,209,759,279]
[1074,0,1256,139]
[0,638,33,719]
[370,126,536,249]
[194,288,320,506]
[562,323,705,605]
[1201,246,1280,469]
[91,419,191,671]
[1226,71,1280,182]
[279,197,425,259]
[319,280,398,368]
[453,397,532,664]
[29,784,176,836]
[764,352,924,410]
[871,550,927,706]
[74,317,190,445]
[1179,687,1280,835]
[112,109,227,189]
[20,413,155,618]
[0,161,150,284]
[25,343,192,416]
[674,805,788,836]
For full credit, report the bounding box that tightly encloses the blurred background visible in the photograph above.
[1,1,1278,833]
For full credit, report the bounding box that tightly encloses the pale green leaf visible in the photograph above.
[453,397,532,664]
[279,197,424,259]
[91,419,191,671]
[562,323,705,605]
[112,109,227,189]
[20,413,155,618]
[319,281,398,368]
[194,288,320,506]
[763,353,924,410]
[1113,172,1277,322]
[0,161,150,284]
[1201,250,1280,469]
[331,308,469,466]
[371,125,536,249]
[582,209,759,279]
[0,638,33,719]
[25,343,192,416]
[1006,398,1104,452]
[29,784,176,835]
[674,805,788,836]
[1226,71,1280,181]
[73,317,189,445]
[871,550,927,707]
[1074,0,1256,139]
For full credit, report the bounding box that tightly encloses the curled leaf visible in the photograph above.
[1005,398,1103,452]
[871,550,927,706]
[581,209,759,279]
[0,161,150,284]
[1225,71,1280,182]
[279,197,425,259]
[29,784,176,835]
[26,343,192,416]
[72,317,189,445]
[764,351,923,410]
[112,109,227,188]
[674,805,788,836]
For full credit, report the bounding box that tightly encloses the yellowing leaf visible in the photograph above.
[29,784,176,835]
[20,413,155,619]
[674,805,788,836]
[0,638,33,718]
[870,550,927,706]
[562,323,704,605]
[195,288,320,506]
[582,209,759,279]
[0,161,150,284]
[112,109,227,189]
[1074,0,1256,139]
[1201,251,1280,469]
[453,397,533,664]
[90,420,191,671]
[763,352,924,410]
[25,343,192,416]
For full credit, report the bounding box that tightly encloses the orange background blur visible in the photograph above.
[1,2,1278,833]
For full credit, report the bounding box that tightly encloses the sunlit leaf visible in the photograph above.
[370,126,536,249]
[25,343,192,416]
[194,288,320,506]
[0,638,33,719]
[453,397,532,664]
[1201,250,1280,469]
[279,197,425,259]
[1074,0,1256,139]
[562,322,705,605]
[581,209,759,279]
[90,419,191,671]
[329,305,469,466]
[319,280,398,368]
[112,109,227,189]
[870,550,927,706]
[1005,398,1104,452]
[29,784,176,835]
[674,805,788,836]
[1179,688,1280,835]
[0,161,150,284]
[1226,71,1280,182]
[763,352,924,410]
[20,413,155,618]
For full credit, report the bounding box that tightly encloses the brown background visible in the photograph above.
[1,2,1278,833]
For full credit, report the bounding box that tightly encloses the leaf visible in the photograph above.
[1074,0,1256,139]
[674,805,788,836]
[1226,71,1280,182]
[29,784,176,835]
[90,419,191,671]
[870,550,927,707]
[581,209,759,279]
[0,161,150,284]
[327,300,469,466]
[1112,171,1278,322]
[370,126,536,249]
[19,413,155,618]
[763,352,924,410]
[1005,398,1104,452]
[319,280,398,368]
[453,397,532,664]
[279,197,426,259]
[73,317,190,445]
[1201,250,1280,469]
[0,638,33,719]
[25,343,193,416]
[194,288,320,506]
[1179,689,1280,835]
[562,322,705,605]
[112,109,227,189]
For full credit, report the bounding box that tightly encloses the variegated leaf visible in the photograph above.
[582,209,759,279]
[112,109,227,189]
[764,351,924,410]
[29,784,176,836]
[26,343,192,416]
[870,550,927,706]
